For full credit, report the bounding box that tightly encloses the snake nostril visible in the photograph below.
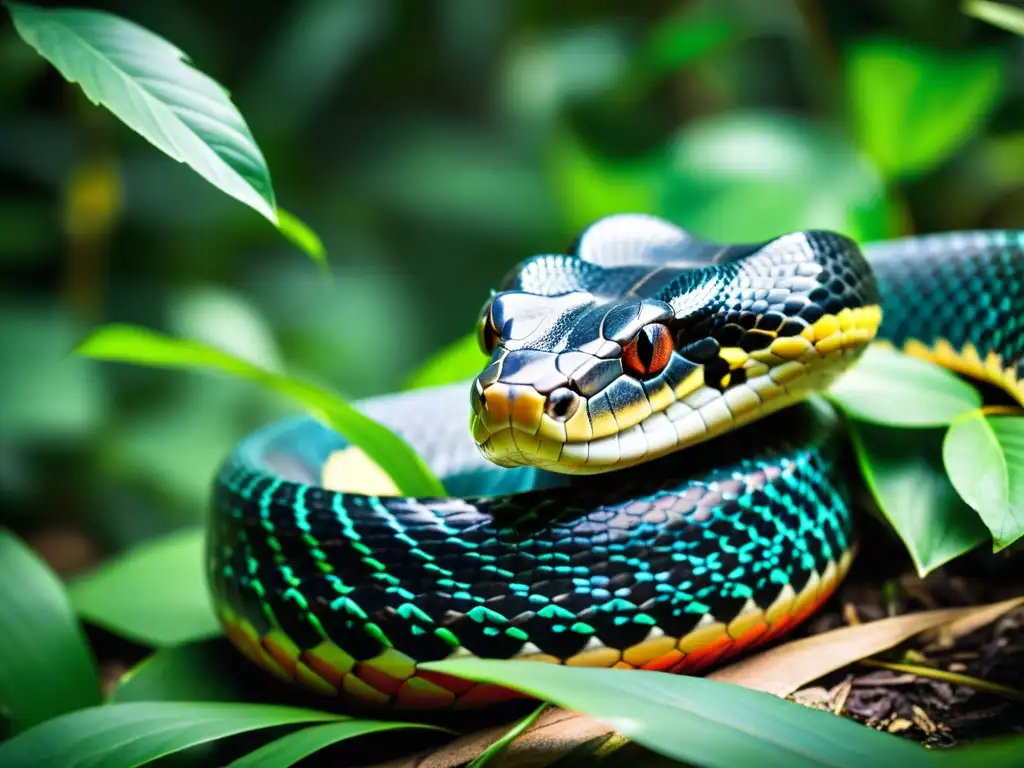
[545,387,579,422]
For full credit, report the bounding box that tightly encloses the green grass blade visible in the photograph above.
[75,324,446,497]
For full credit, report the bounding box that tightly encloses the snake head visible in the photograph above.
[470,216,882,475]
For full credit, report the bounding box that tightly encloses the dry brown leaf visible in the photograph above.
[708,597,1023,696]
[929,596,1024,646]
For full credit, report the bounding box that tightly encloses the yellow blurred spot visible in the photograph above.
[323,447,401,496]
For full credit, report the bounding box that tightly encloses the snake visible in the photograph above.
[208,215,1024,709]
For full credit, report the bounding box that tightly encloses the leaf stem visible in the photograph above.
[859,658,1024,701]
[469,702,551,767]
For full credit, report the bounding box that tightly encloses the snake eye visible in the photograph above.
[622,323,673,378]
[477,302,499,354]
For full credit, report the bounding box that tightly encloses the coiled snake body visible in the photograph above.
[209,216,1024,709]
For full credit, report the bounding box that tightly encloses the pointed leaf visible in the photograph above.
[422,660,934,768]
[847,422,989,574]
[75,324,446,497]
[708,598,1023,695]
[228,720,449,768]
[70,528,218,646]
[0,531,101,734]
[4,2,276,221]
[828,346,982,427]
[943,413,1024,550]
[0,702,344,768]
[276,208,327,269]
[847,37,1003,177]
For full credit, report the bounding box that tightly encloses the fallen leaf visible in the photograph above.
[708,597,1023,696]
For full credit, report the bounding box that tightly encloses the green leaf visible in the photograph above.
[847,423,989,575]
[113,641,251,703]
[70,528,219,646]
[276,208,327,270]
[640,13,736,74]
[0,702,343,768]
[405,332,486,390]
[227,720,448,768]
[0,531,101,734]
[827,346,982,427]
[4,3,277,222]
[422,660,935,768]
[943,413,1024,550]
[846,38,1004,178]
[549,129,661,234]
[75,324,446,497]
[964,1,1024,36]
[661,112,894,244]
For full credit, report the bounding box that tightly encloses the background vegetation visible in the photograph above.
[1,1,1024,766]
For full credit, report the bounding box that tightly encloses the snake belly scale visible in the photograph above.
[208,215,1024,709]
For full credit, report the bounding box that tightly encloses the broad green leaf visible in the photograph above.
[847,423,989,575]
[846,38,1003,178]
[405,332,485,390]
[549,129,662,234]
[276,208,327,270]
[640,13,736,74]
[113,641,253,703]
[227,720,449,768]
[0,702,343,768]
[70,528,219,646]
[423,660,934,768]
[943,413,1024,550]
[0,531,101,734]
[75,324,446,497]
[661,112,894,244]
[964,1,1024,37]
[5,3,276,221]
[827,346,982,427]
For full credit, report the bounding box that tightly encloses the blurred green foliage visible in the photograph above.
[2,0,1023,558]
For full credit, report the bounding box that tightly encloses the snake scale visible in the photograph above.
[209,215,1024,709]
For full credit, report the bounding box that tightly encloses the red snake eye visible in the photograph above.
[477,302,499,354]
[622,323,673,377]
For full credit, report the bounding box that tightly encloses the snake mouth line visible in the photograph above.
[474,306,882,474]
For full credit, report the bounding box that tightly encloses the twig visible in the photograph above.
[469,702,552,767]
[859,659,1024,701]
